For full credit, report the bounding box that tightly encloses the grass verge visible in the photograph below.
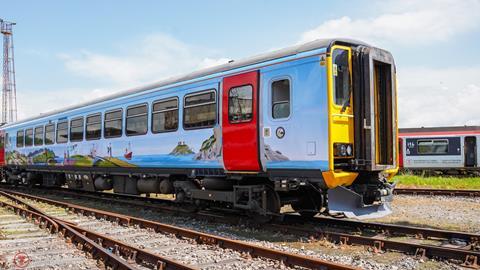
[393,174,480,189]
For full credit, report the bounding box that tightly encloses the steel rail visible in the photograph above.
[394,188,480,197]
[15,186,479,246]
[269,222,480,268]
[0,199,137,270]
[5,186,480,267]
[0,190,196,270]
[0,188,359,270]
[287,215,480,245]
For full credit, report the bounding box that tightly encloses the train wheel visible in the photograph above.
[249,186,280,223]
[292,188,322,218]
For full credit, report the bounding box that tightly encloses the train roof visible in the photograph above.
[2,38,369,129]
[399,126,480,136]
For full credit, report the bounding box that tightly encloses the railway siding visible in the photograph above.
[0,189,358,270]
[3,186,480,269]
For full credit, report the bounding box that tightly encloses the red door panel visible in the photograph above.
[222,71,261,172]
[398,138,403,168]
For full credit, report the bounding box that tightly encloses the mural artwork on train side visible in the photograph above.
[5,130,289,168]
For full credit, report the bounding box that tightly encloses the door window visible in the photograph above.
[272,79,290,119]
[229,85,253,123]
[332,49,351,106]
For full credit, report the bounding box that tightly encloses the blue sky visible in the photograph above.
[2,0,480,127]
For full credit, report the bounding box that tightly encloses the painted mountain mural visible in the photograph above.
[170,141,195,156]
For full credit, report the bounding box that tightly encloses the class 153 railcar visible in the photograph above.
[0,38,398,219]
[399,126,479,175]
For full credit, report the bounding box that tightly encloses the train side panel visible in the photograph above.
[4,80,223,171]
[260,55,329,171]
[400,133,479,170]
[3,55,331,173]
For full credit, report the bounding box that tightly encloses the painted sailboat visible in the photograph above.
[124,142,133,160]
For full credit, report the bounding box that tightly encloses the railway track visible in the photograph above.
[2,186,480,268]
[0,191,193,270]
[0,188,357,270]
[0,205,100,269]
[393,188,480,197]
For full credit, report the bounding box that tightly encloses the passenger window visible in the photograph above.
[16,130,24,147]
[56,121,68,144]
[25,128,33,147]
[229,85,253,123]
[104,109,123,138]
[332,49,351,106]
[184,90,216,129]
[86,114,101,140]
[417,139,448,154]
[45,124,55,145]
[152,98,178,133]
[272,79,290,119]
[34,126,44,146]
[70,117,84,142]
[126,104,148,136]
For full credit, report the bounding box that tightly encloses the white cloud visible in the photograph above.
[16,87,110,120]
[58,33,230,88]
[14,33,231,121]
[298,0,480,128]
[398,67,480,127]
[300,0,480,46]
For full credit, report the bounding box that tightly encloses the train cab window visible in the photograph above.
[229,85,253,123]
[34,126,44,146]
[16,130,24,147]
[104,109,123,138]
[45,124,55,145]
[272,79,290,119]
[25,128,33,147]
[417,139,449,154]
[56,121,68,144]
[86,113,101,140]
[126,104,148,136]
[184,90,216,129]
[152,98,178,133]
[332,49,351,106]
[70,117,84,142]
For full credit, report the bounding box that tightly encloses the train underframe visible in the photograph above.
[1,166,393,219]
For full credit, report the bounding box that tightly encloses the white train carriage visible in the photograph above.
[399,126,479,174]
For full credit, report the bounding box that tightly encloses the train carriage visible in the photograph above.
[0,38,398,219]
[399,126,479,174]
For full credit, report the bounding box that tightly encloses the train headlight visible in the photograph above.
[346,144,352,156]
[334,143,354,157]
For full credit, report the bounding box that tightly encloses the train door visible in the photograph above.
[222,71,262,172]
[398,137,403,168]
[328,46,354,170]
[351,46,397,171]
[465,136,477,167]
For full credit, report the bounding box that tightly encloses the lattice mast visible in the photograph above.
[0,19,17,124]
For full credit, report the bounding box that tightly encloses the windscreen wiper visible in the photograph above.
[340,88,352,113]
